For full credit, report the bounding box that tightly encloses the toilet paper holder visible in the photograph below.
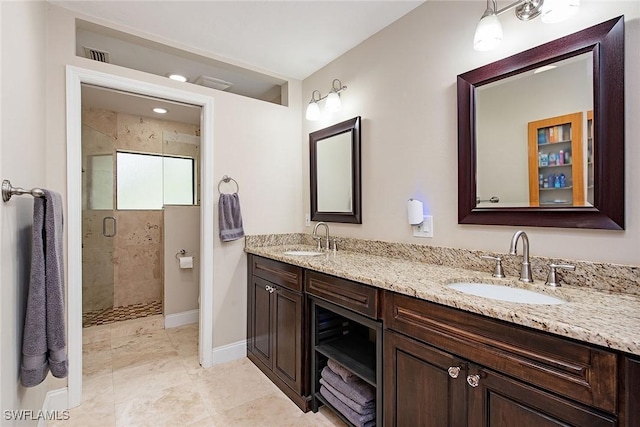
[175,249,195,260]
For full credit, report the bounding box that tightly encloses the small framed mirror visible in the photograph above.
[310,116,361,224]
[457,16,624,230]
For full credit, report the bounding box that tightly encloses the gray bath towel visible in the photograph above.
[219,193,244,242]
[320,378,375,414]
[328,358,358,383]
[321,366,375,406]
[320,386,376,427]
[21,190,67,387]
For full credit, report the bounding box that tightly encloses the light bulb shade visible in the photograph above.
[541,0,580,23]
[473,12,503,51]
[306,101,320,121]
[325,92,341,112]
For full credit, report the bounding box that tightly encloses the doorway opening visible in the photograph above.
[66,66,215,408]
[81,84,201,329]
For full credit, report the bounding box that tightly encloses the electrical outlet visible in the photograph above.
[305,213,311,227]
[413,215,433,238]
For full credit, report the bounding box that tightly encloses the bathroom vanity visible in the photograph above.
[245,241,640,426]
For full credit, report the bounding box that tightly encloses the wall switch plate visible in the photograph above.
[413,215,433,238]
[305,213,311,227]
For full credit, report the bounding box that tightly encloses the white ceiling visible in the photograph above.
[82,84,202,124]
[51,0,425,80]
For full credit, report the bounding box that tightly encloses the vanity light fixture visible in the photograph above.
[305,79,347,121]
[152,107,168,114]
[473,0,503,51]
[473,0,580,51]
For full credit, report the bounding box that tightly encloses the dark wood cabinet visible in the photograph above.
[384,291,619,427]
[247,255,308,411]
[247,254,636,426]
[307,272,382,426]
[273,285,303,393]
[384,330,467,427]
[622,357,640,427]
[250,276,274,369]
[467,367,615,427]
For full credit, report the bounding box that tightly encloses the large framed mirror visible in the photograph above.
[457,16,624,230]
[310,116,361,223]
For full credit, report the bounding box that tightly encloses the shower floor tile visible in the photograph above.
[83,300,162,328]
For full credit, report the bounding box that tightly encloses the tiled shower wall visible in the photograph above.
[81,107,199,313]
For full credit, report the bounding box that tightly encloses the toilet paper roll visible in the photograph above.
[179,256,194,269]
[407,199,424,225]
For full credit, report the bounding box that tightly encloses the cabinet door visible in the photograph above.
[467,367,616,427]
[384,330,467,427]
[251,276,274,369]
[273,286,304,394]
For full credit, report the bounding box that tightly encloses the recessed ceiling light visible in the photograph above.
[153,107,168,114]
[168,74,187,82]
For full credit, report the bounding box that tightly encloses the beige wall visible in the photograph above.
[302,1,640,266]
[0,1,50,424]
[44,4,303,355]
[164,206,200,316]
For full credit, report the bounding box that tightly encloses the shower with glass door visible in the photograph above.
[80,84,201,328]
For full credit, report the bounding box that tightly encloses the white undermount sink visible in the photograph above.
[448,282,566,305]
[283,250,324,256]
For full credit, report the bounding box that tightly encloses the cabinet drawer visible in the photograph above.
[306,271,379,319]
[384,292,618,413]
[252,256,302,292]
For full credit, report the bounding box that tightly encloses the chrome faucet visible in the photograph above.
[312,222,330,251]
[509,230,533,282]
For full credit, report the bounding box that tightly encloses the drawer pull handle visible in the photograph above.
[448,366,461,379]
[467,374,480,388]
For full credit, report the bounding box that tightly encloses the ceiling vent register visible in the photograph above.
[194,75,233,91]
[83,46,111,63]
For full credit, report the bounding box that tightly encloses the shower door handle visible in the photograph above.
[103,216,117,237]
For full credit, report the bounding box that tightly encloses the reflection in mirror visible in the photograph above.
[317,132,353,212]
[310,116,361,224]
[476,53,593,208]
[457,16,624,229]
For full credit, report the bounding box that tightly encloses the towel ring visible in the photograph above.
[218,175,239,194]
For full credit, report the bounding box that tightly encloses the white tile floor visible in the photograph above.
[51,316,346,427]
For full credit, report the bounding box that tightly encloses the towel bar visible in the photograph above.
[2,180,45,202]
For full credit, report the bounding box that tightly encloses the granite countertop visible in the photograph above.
[246,244,640,356]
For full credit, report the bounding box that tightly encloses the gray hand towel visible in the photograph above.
[320,378,375,415]
[21,190,68,387]
[321,366,375,406]
[320,385,376,427]
[218,193,244,242]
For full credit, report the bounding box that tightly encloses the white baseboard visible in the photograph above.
[211,340,247,365]
[164,309,199,329]
[37,387,69,427]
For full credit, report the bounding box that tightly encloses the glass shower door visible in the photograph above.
[81,125,116,327]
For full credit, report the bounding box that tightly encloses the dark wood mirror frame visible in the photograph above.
[310,116,362,224]
[457,16,624,230]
